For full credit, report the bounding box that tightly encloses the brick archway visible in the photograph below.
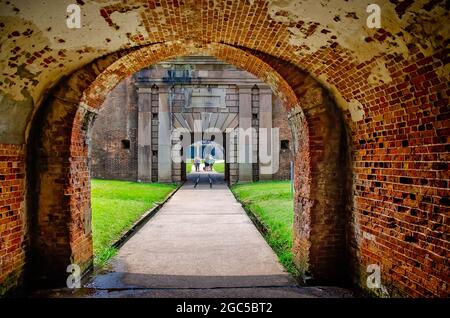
[0,0,447,299]
[27,41,350,287]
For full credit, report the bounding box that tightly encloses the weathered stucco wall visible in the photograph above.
[91,76,138,181]
[273,97,293,180]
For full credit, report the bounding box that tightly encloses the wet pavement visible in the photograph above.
[32,173,354,298]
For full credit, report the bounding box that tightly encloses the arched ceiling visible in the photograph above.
[79,43,300,112]
[0,0,448,143]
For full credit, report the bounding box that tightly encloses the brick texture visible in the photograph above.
[91,76,139,181]
[273,97,293,180]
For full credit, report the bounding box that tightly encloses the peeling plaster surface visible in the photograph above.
[0,92,33,144]
[0,0,448,143]
[436,63,450,80]
[0,0,146,103]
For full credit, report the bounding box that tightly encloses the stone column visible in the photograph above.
[158,87,172,182]
[259,87,274,180]
[137,87,152,182]
[238,86,253,182]
[151,85,159,181]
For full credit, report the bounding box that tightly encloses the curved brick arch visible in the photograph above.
[27,41,350,287]
[0,0,448,299]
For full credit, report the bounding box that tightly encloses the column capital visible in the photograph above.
[259,87,273,95]
[157,86,171,94]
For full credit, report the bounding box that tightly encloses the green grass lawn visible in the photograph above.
[231,181,298,277]
[186,160,225,173]
[91,179,177,267]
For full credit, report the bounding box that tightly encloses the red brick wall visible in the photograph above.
[249,43,449,297]
[0,144,26,296]
[347,48,450,297]
[272,96,293,180]
[91,76,139,181]
[84,46,351,285]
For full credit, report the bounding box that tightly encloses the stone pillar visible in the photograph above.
[158,87,172,182]
[137,88,152,182]
[238,86,253,182]
[259,87,274,180]
[151,85,159,181]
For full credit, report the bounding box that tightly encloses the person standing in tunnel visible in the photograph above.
[206,154,215,172]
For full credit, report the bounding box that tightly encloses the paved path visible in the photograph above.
[62,174,351,298]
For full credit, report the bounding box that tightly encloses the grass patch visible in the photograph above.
[91,179,177,267]
[213,162,225,173]
[230,180,299,277]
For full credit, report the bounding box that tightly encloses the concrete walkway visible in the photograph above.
[78,175,352,298]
